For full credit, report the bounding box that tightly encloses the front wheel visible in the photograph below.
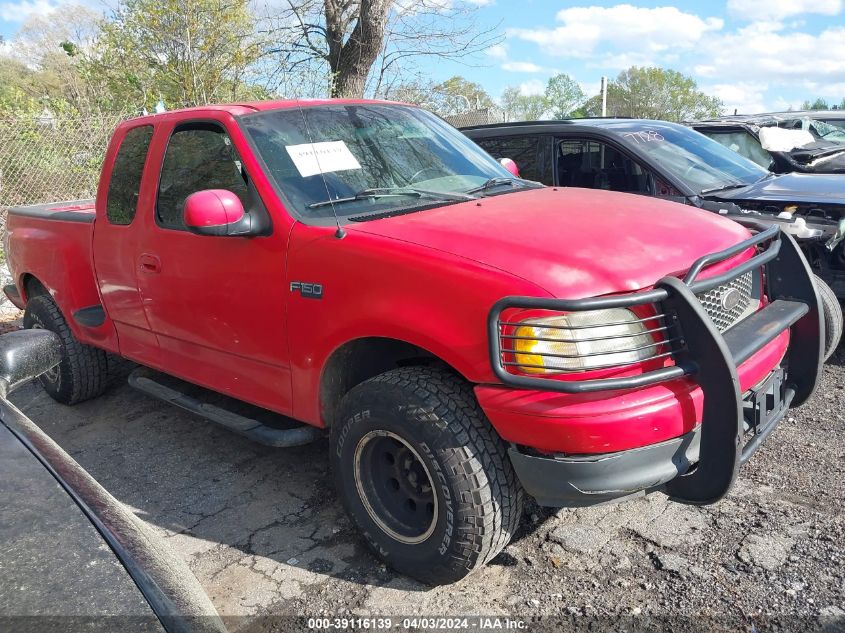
[330,367,523,585]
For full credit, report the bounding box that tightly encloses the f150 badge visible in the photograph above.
[290,281,323,299]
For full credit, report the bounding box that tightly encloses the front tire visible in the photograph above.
[23,295,109,404]
[814,274,842,361]
[330,367,523,585]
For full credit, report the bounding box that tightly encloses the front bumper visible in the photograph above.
[509,366,795,507]
[509,427,701,507]
[488,221,823,506]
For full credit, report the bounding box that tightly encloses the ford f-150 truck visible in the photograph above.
[4,100,824,585]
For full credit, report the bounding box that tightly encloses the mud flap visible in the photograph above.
[658,276,743,505]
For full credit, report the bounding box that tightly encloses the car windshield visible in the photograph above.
[788,117,845,143]
[700,130,774,170]
[238,104,518,223]
[609,121,769,194]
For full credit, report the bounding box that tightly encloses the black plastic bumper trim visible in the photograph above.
[508,428,701,508]
[511,377,796,508]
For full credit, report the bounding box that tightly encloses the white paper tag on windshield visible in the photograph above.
[285,141,361,178]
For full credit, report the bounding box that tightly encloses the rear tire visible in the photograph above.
[330,366,523,585]
[814,274,842,361]
[23,295,109,404]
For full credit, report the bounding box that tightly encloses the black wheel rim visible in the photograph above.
[353,430,438,544]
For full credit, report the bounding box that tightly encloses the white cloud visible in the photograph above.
[508,4,723,60]
[519,79,546,96]
[502,61,545,73]
[772,96,798,111]
[705,82,770,115]
[487,43,553,74]
[696,22,845,86]
[727,0,841,22]
[485,43,508,60]
[0,0,65,21]
[466,0,494,5]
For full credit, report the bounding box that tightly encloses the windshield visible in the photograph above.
[609,121,768,194]
[789,117,845,143]
[239,104,516,223]
[701,130,774,170]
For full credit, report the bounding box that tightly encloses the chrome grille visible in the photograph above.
[696,271,758,332]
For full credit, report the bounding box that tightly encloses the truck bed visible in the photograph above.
[8,199,96,224]
[4,198,113,351]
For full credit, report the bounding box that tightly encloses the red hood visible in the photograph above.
[349,187,751,298]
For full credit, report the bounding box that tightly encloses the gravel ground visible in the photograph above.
[9,343,845,633]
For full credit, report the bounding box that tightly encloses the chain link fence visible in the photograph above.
[0,112,130,237]
[441,107,506,128]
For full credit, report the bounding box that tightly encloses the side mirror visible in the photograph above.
[499,157,521,178]
[0,329,62,397]
[183,189,255,237]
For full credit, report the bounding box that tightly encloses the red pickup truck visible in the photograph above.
[4,100,823,585]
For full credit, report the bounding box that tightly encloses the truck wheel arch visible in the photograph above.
[319,337,466,427]
[21,274,49,303]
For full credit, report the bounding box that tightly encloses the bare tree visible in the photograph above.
[11,5,104,113]
[264,0,501,98]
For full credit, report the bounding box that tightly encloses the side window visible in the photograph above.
[474,135,542,182]
[556,138,653,194]
[157,123,249,229]
[106,125,153,225]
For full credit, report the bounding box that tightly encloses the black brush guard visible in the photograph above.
[488,221,823,505]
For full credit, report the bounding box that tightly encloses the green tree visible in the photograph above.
[88,0,268,111]
[593,66,722,121]
[801,97,830,110]
[431,76,494,114]
[544,73,584,119]
[500,86,547,121]
[0,5,105,115]
[382,76,494,116]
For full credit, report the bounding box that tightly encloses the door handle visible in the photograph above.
[139,253,161,274]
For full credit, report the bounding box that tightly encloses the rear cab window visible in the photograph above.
[473,135,546,183]
[106,125,153,225]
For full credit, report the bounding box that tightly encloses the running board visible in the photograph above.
[128,368,322,447]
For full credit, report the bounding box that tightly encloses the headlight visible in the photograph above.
[513,308,657,373]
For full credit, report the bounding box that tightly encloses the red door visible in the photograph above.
[133,114,294,415]
[92,123,160,364]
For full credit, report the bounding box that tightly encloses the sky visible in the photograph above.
[2,0,844,114]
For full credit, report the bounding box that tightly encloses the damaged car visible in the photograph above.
[462,119,844,357]
[688,113,845,175]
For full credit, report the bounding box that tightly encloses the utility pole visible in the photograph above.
[601,76,608,117]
